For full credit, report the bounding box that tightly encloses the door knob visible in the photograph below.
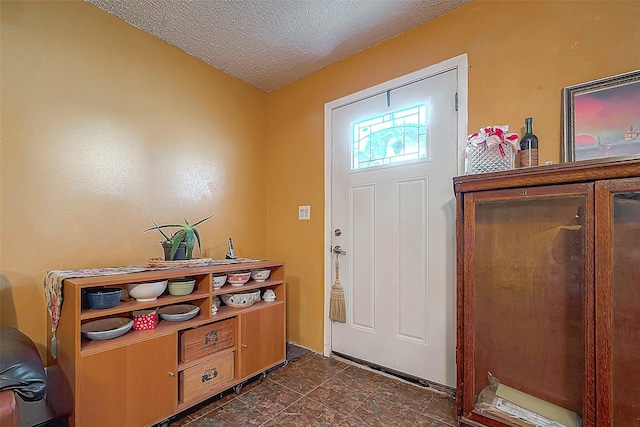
[333,245,346,255]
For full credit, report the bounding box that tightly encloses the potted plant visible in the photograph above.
[143,213,216,260]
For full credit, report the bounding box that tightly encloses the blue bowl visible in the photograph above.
[86,288,123,309]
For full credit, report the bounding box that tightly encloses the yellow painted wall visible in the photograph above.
[266,1,640,351]
[2,0,639,362]
[1,1,268,359]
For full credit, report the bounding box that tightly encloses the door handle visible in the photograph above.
[333,245,346,255]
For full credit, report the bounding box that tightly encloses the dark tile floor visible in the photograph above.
[169,350,456,427]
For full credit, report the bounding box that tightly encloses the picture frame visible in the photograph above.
[562,70,640,162]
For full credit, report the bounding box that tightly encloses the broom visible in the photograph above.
[329,252,346,323]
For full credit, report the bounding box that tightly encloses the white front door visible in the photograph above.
[326,63,462,387]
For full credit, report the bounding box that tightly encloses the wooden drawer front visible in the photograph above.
[180,318,235,363]
[179,352,234,403]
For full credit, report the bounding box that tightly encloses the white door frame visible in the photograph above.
[323,53,468,356]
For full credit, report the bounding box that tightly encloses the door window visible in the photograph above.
[352,104,428,170]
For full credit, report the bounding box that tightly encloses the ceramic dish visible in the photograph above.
[167,279,195,296]
[227,272,251,286]
[158,304,200,322]
[81,318,134,340]
[262,289,276,302]
[212,275,227,289]
[86,287,122,309]
[220,290,261,308]
[250,269,271,282]
[127,280,168,301]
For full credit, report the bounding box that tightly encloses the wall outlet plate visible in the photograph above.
[299,205,310,220]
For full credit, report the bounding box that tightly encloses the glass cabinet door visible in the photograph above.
[464,183,593,424]
[597,178,640,426]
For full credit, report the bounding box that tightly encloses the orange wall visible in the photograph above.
[2,0,639,361]
[266,0,640,351]
[1,1,268,359]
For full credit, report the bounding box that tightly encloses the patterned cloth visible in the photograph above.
[43,258,264,359]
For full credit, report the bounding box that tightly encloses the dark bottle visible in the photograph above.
[519,117,539,167]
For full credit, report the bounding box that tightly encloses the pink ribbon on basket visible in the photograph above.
[467,126,520,157]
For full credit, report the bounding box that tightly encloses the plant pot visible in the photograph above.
[162,241,187,261]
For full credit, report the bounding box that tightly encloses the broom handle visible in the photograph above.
[335,253,340,282]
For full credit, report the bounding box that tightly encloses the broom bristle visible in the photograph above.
[329,282,346,323]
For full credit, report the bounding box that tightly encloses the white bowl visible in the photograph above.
[158,304,200,322]
[227,272,250,286]
[127,280,168,301]
[212,275,227,289]
[220,290,261,308]
[262,289,276,302]
[251,269,271,282]
[81,318,133,340]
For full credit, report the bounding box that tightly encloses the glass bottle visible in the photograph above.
[519,117,539,167]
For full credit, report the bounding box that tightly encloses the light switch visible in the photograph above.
[298,205,311,220]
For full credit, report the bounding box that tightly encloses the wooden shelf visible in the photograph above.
[80,314,208,355]
[80,290,210,320]
[58,261,287,427]
[212,278,283,296]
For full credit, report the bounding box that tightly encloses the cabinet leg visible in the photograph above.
[156,420,169,427]
[234,383,244,394]
[260,371,267,380]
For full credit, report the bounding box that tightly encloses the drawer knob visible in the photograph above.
[242,344,248,348]
[205,331,219,345]
[201,368,218,382]
[169,372,175,377]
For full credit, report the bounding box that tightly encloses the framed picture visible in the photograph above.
[562,70,640,162]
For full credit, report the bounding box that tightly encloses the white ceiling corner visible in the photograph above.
[85,0,469,92]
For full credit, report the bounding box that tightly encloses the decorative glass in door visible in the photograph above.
[352,104,428,170]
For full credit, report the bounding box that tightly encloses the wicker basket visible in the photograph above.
[147,258,212,267]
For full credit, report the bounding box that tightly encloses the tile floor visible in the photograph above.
[169,350,456,427]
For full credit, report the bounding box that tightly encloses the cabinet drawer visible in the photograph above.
[179,318,235,363]
[179,351,234,403]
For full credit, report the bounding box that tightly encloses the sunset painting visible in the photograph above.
[573,79,640,161]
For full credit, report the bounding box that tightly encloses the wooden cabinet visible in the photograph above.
[596,177,640,426]
[453,158,640,427]
[238,303,285,379]
[53,261,286,427]
[79,334,176,427]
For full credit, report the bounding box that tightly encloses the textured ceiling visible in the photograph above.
[86,0,468,92]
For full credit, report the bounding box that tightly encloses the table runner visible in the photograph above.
[43,258,263,359]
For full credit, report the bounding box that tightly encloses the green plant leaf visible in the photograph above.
[170,230,187,259]
[184,229,195,259]
[192,213,216,227]
[193,228,202,254]
[143,213,215,260]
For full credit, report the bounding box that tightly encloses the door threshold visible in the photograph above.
[331,351,455,397]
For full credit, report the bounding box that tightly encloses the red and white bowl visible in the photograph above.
[227,272,251,286]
